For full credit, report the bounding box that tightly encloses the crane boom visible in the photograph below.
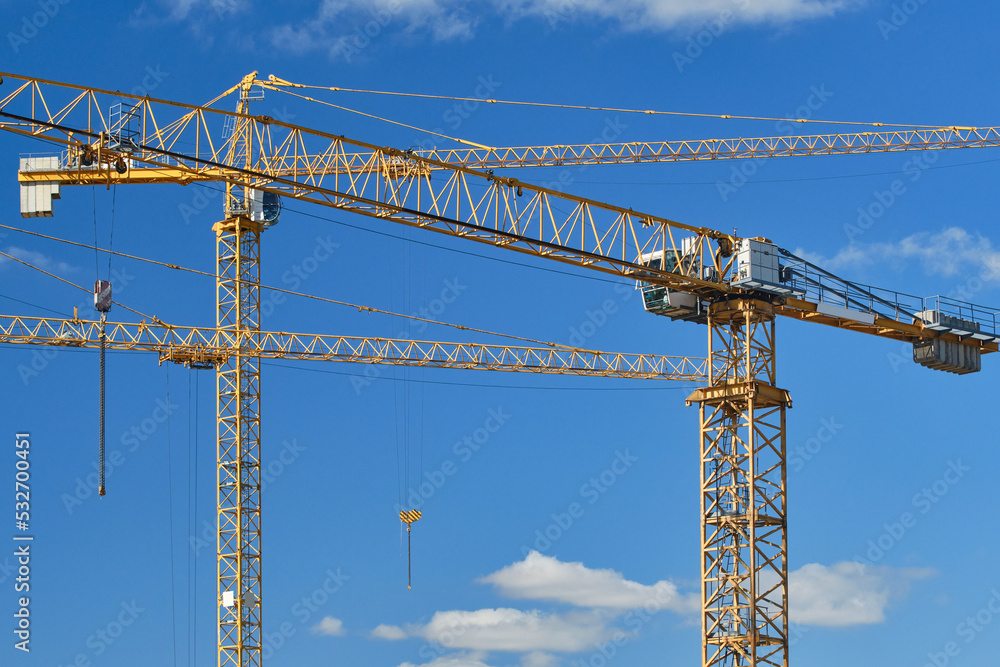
[401,125,1000,169]
[4,71,996,359]
[0,314,705,379]
[6,71,999,178]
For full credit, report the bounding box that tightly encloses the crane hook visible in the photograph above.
[399,510,422,590]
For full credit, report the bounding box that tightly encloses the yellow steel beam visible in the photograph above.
[0,314,708,380]
[395,125,1000,169]
[18,166,220,184]
[3,72,996,352]
[775,299,999,353]
[19,122,1000,183]
[0,71,738,297]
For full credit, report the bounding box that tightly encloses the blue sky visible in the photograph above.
[2,1,1000,666]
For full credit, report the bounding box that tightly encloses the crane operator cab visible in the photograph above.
[636,237,708,324]
[247,188,282,227]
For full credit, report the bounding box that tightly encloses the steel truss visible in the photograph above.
[689,299,790,667]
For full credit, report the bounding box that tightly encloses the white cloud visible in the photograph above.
[479,551,697,613]
[416,608,614,652]
[891,227,1000,278]
[381,553,932,666]
[502,0,856,31]
[521,651,558,667]
[399,651,496,667]
[787,562,933,627]
[311,616,348,636]
[128,0,250,30]
[0,247,74,274]
[795,227,1000,281]
[270,23,328,56]
[372,623,408,640]
[380,552,696,659]
[268,0,855,58]
[793,243,874,273]
[175,0,204,19]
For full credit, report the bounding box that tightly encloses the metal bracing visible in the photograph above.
[0,314,708,380]
[5,72,1000,351]
[688,300,790,667]
[6,72,1000,176]
[215,215,263,667]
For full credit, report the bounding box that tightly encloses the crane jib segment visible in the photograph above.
[0,315,708,381]
[2,71,997,359]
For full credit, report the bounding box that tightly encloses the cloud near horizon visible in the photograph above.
[263,0,859,59]
[377,552,932,664]
[478,550,697,612]
[795,227,1000,282]
[311,616,348,636]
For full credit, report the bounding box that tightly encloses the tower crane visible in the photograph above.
[1,71,998,667]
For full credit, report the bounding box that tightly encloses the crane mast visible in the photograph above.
[2,71,999,667]
[689,300,790,666]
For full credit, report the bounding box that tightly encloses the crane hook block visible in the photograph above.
[400,509,422,591]
[400,510,422,525]
[94,280,112,313]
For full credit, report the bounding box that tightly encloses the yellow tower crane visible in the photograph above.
[2,71,998,667]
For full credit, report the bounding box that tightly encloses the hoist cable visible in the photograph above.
[107,185,117,280]
[92,186,100,279]
[258,84,494,149]
[98,319,106,496]
[0,248,153,321]
[165,369,179,666]
[0,224,581,351]
[262,76,942,130]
